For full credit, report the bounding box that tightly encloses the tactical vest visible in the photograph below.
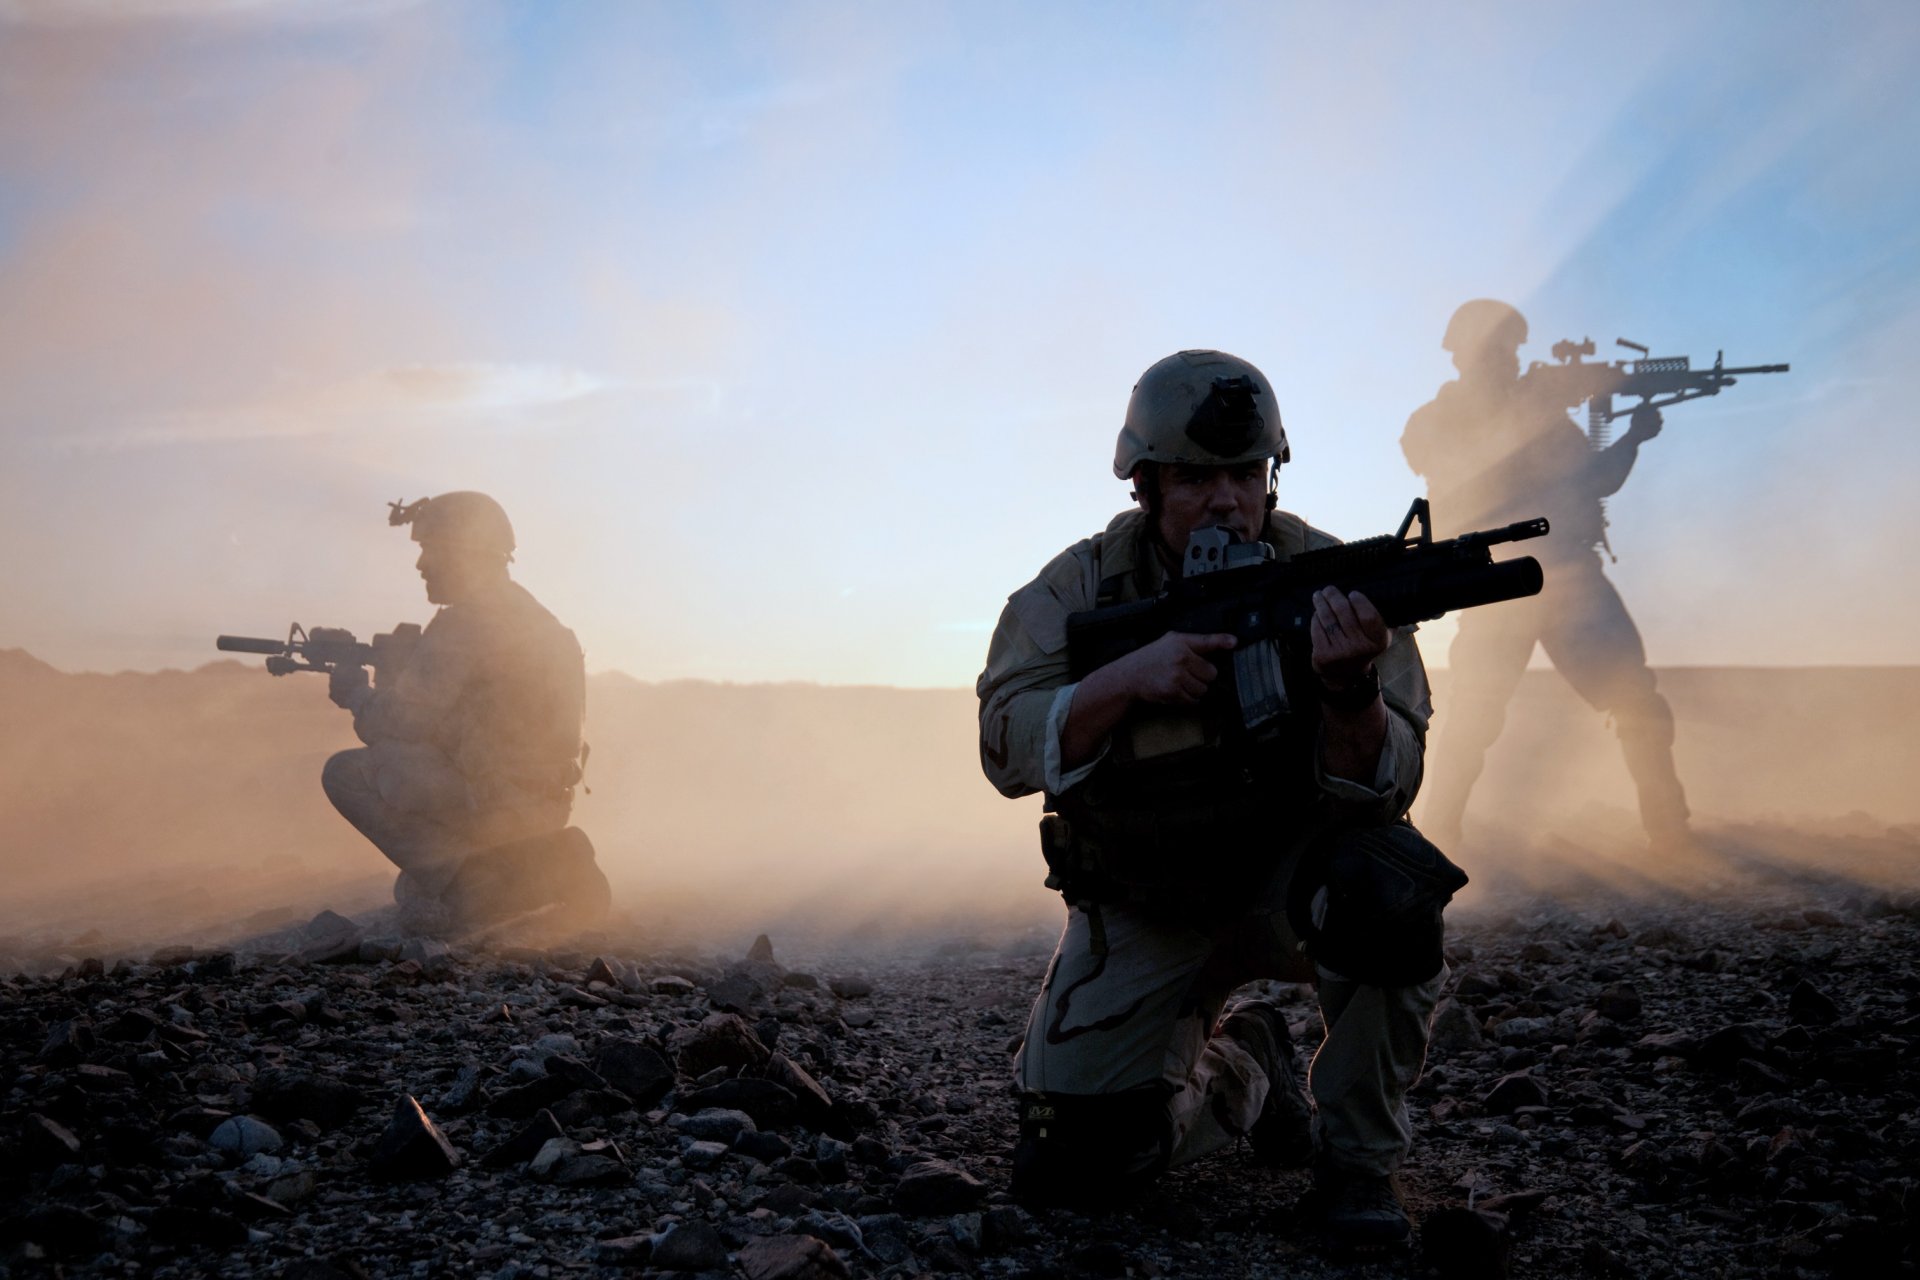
[1041,510,1333,913]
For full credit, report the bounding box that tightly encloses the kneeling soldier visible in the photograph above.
[977,351,1446,1249]
[322,492,607,931]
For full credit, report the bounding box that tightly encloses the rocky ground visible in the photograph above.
[3,827,1918,1280]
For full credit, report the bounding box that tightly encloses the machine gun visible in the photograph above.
[215,623,421,683]
[1523,336,1789,450]
[1067,500,1547,730]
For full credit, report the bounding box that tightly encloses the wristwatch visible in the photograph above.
[1317,664,1380,712]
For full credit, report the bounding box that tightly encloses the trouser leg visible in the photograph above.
[1541,560,1690,840]
[1422,601,1538,838]
[1309,965,1446,1177]
[321,745,477,899]
[1010,904,1299,1204]
[1013,901,1313,1205]
[1166,913,1311,1168]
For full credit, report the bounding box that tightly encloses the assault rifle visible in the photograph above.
[1523,336,1788,449]
[215,623,421,682]
[1067,500,1546,729]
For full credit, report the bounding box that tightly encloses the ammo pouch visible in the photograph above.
[1041,727,1319,913]
[1038,803,1287,916]
[1285,821,1466,986]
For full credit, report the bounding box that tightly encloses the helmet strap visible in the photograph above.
[1129,465,1161,516]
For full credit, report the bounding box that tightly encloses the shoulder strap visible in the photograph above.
[1094,509,1152,605]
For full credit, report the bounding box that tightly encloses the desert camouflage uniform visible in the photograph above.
[1403,380,1687,841]
[978,506,1444,1196]
[323,580,586,904]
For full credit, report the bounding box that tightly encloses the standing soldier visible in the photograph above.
[321,492,608,930]
[978,350,1446,1250]
[1403,301,1688,849]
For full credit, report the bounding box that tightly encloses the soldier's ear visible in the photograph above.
[1129,464,1159,514]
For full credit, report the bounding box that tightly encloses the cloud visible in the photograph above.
[0,0,423,26]
[50,362,617,449]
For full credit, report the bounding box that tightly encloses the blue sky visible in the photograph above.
[0,0,1915,681]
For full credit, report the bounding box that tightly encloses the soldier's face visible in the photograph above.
[1453,340,1521,385]
[415,541,492,604]
[1149,461,1269,551]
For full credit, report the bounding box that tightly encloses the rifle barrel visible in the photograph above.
[1462,517,1551,548]
[216,635,289,655]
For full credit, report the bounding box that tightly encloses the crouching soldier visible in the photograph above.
[322,492,608,931]
[976,351,1450,1250]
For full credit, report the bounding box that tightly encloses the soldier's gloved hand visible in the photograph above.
[1115,631,1238,705]
[1625,404,1664,444]
[1310,588,1389,696]
[328,663,371,710]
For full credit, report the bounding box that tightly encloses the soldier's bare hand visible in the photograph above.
[328,662,370,710]
[1310,588,1388,692]
[1116,631,1238,706]
[1625,404,1663,444]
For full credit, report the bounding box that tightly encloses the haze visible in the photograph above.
[1,2,1917,958]
[2,1,1916,682]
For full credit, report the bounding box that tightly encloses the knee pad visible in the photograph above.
[1011,1087,1170,1208]
[1287,823,1466,987]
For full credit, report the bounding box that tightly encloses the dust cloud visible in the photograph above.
[2,647,1915,969]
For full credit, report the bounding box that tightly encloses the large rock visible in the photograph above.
[250,1069,369,1130]
[670,1107,757,1145]
[23,1113,83,1168]
[1697,1023,1770,1074]
[894,1159,987,1215]
[486,1074,579,1120]
[366,1095,460,1180]
[1595,984,1643,1022]
[678,1078,799,1128]
[738,1234,850,1280]
[299,910,364,964]
[706,973,761,1014]
[1484,1072,1549,1116]
[37,1016,94,1066]
[670,1013,771,1079]
[764,1053,840,1132]
[481,1108,566,1169]
[1788,979,1841,1026]
[1429,998,1485,1055]
[651,1221,730,1271]
[210,1115,284,1157]
[593,1039,675,1109]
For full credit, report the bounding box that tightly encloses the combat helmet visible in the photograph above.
[1441,299,1528,355]
[1113,349,1290,481]
[387,491,516,558]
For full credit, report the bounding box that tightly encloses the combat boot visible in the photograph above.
[1306,1160,1411,1252]
[1218,997,1314,1167]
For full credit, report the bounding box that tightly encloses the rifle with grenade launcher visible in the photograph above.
[1067,499,1548,731]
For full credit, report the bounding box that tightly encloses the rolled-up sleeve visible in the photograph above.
[976,543,1099,798]
[1313,625,1431,822]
